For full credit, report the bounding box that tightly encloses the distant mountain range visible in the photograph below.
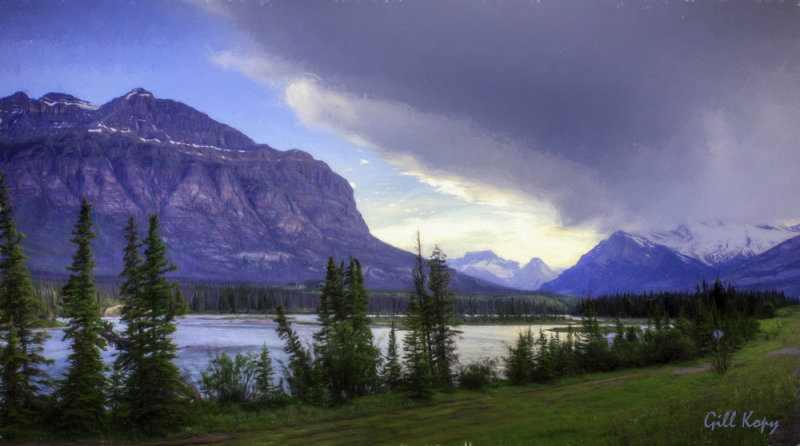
[449,251,557,291]
[0,89,508,293]
[541,223,800,297]
[4,89,798,298]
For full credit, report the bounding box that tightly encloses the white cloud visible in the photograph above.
[208,51,606,267]
[210,50,308,87]
[284,77,614,224]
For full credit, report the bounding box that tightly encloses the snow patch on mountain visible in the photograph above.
[645,221,800,266]
[41,97,99,111]
[125,88,153,100]
[450,251,556,290]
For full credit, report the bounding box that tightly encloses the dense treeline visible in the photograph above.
[582,283,795,319]
[30,279,578,320]
[186,286,576,317]
[503,279,789,385]
[26,280,119,323]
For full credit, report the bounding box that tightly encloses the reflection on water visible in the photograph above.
[41,315,573,385]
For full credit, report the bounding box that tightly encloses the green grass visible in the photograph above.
[203,356,793,445]
[149,307,800,446]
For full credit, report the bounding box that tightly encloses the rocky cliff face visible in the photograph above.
[0,89,502,292]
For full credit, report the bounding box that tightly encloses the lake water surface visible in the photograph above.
[41,314,575,385]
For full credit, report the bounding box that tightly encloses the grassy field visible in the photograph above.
[138,307,800,446]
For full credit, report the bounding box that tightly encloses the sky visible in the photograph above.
[2,0,800,270]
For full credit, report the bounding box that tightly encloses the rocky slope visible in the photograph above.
[0,89,504,293]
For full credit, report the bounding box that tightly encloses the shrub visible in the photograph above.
[458,359,499,391]
[200,351,256,404]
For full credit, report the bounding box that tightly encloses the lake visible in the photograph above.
[40,314,577,387]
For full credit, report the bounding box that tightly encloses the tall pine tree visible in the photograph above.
[253,343,277,402]
[381,319,402,390]
[115,215,189,435]
[427,246,459,387]
[0,171,51,437]
[402,233,433,398]
[110,217,143,421]
[402,235,459,394]
[56,198,107,434]
[274,305,318,402]
[312,257,381,404]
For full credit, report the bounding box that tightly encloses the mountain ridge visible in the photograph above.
[541,227,800,297]
[0,89,508,294]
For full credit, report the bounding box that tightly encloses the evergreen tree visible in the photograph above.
[427,246,459,387]
[577,299,610,372]
[274,306,317,402]
[401,236,459,393]
[109,217,141,422]
[107,360,126,418]
[117,215,188,435]
[339,258,380,399]
[403,233,433,398]
[56,198,107,434]
[504,328,534,385]
[253,343,276,402]
[315,257,342,336]
[381,319,402,390]
[314,257,380,404]
[0,171,51,437]
[313,256,342,363]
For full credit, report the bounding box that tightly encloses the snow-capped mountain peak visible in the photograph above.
[450,251,556,290]
[450,251,519,280]
[645,221,800,267]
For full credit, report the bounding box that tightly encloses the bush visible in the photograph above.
[200,351,256,404]
[643,328,695,364]
[458,359,499,391]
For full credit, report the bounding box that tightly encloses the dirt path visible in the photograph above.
[672,360,742,376]
[766,347,800,357]
[141,433,237,446]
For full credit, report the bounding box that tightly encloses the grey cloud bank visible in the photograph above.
[211,0,800,230]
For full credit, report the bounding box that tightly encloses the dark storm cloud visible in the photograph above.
[211,0,800,228]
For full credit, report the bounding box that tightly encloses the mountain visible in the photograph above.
[0,89,505,293]
[449,251,556,290]
[728,235,800,296]
[647,221,800,271]
[540,231,715,296]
